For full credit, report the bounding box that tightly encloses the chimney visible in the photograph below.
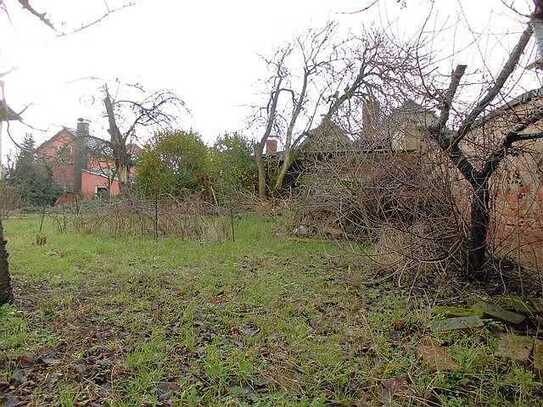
[266,138,278,155]
[76,117,90,138]
[73,118,89,194]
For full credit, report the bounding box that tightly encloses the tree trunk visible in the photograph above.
[255,146,267,200]
[112,139,130,195]
[0,219,14,305]
[104,87,131,195]
[467,181,491,279]
[274,150,292,192]
[117,161,130,194]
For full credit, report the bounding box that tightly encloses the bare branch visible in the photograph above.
[59,2,135,37]
[436,65,467,132]
[455,26,533,143]
[16,0,55,30]
[12,0,134,35]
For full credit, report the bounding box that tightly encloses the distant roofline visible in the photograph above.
[35,127,76,152]
[470,87,543,131]
[36,126,143,153]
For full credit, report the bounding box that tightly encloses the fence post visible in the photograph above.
[230,205,235,242]
[36,206,47,246]
[154,192,159,240]
[39,206,46,234]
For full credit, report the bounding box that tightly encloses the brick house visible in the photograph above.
[36,119,141,201]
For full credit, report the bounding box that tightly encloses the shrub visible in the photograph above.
[209,133,256,205]
[292,151,467,282]
[136,130,211,197]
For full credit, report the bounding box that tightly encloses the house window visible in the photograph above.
[96,186,109,199]
[56,145,72,165]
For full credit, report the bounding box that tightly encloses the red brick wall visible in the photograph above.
[36,129,76,192]
[81,172,121,200]
[492,183,543,270]
[39,129,134,202]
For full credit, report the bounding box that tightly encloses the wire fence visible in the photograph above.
[47,193,236,242]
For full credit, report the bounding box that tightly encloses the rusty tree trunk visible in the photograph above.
[0,219,14,305]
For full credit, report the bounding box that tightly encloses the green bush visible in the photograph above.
[209,132,256,204]
[136,130,211,197]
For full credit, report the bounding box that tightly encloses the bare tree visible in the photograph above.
[91,81,186,193]
[423,12,542,278]
[272,22,338,192]
[324,28,426,125]
[253,47,291,199]
[255,25,427,197]
[288,2,542,285]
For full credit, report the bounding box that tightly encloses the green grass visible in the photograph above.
[1,215,542,405]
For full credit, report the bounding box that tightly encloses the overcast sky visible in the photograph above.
[0,0,540,161]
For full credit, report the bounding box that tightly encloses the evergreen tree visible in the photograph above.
[7,134,61,207]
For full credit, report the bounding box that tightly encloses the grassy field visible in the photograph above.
[1,215,542,406]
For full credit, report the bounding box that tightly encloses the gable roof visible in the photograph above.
[36,128,76,152]
[36,126,142,161]
[299,118,352,153]
[470,87,543,131]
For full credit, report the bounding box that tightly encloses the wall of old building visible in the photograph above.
[386,106,543,271]
[81,171,121,200]
[463,99,543,270]
[489,152,543,270]
[36,129,77,192]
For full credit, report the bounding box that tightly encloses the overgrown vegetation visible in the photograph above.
[136,130,256,204]
[292,151,467,283]
[2,1,543,405]
[50,195,232,241]
[1,215,543,405]
[209,132,257,205]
